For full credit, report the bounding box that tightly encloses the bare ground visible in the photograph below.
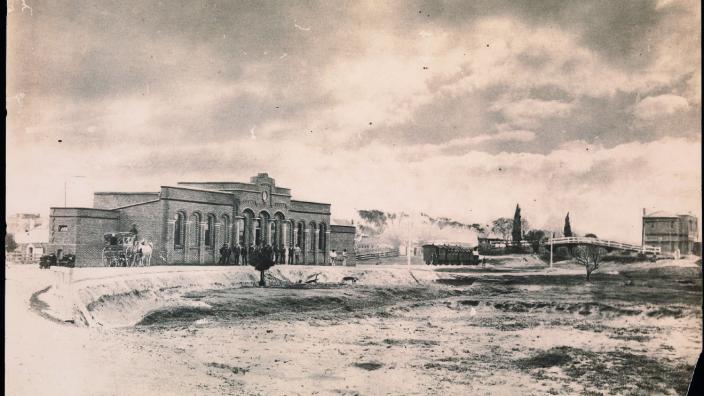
[5,257,702,395]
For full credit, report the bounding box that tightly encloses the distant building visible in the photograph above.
[642,209,699,256]
[6,214,49,262]
[7,213,43,235]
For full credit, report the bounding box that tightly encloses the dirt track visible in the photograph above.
[5,258,702,395]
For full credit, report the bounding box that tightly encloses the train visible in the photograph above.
[421,244,481,265]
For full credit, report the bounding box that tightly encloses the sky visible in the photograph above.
[6,0,702,244]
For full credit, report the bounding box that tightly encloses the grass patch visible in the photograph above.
[383,338,440,346]
[516,346,694,395]
[353,362,384,371]
[516,351,572,369]
[206,362,249,375]
[138,286,461,327]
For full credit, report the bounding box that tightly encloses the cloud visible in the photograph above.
[464,130,536,144]
[490,98,573,129]
[5,1,701,247]
[634,94,690,120]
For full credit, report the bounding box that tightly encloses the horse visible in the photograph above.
[134,240,153,267]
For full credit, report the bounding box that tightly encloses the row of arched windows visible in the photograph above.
[174,211,231,249]
[173,209,326,251]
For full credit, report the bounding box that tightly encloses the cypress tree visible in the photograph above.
[512,204,522,245]
[564,213,573,237]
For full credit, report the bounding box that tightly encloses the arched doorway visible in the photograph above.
[189,212,202,263]
[241,209,254,248]
[274,212,286,248]
[258,211,271,247]
[318,222,327,264]
[221,214,231,246]
[297,221,306,264]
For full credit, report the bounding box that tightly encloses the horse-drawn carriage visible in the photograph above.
[102,232,153,267]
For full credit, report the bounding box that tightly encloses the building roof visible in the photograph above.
[161,185,234,195]
[644,211,694,218]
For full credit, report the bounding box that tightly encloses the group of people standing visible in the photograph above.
[218,243,349,266]
[328,249,348,266]
[217,243,302,265]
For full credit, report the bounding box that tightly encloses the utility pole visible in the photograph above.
[406,213,412,267]
[549,232,554,269]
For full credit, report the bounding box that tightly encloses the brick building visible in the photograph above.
[48,173,356,266]
[642,209,699,256]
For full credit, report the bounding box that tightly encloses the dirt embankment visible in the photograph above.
[38,266,443,328]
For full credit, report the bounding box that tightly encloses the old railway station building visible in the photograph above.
[49,173,356,267]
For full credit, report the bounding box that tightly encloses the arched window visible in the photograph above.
[254,218,262,246]
[205,214,216,247]
[191,213,202,246]
[318,223,326,250]
[270,221,277,247]
[297,222,304,247]
[289,220,295,246]
[309,223,317,251]
[174,211,186,248]
[258,211,270,246]
[240,210,255,247]
[238,217,246,246]
[221,214,230,245]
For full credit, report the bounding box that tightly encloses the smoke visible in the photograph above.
[355,211,481,248]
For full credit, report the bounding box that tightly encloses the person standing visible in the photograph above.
[232,244,240,266]
[294,245,301,265]
[329,249,337,266]
[342,249,348,266]
[225,244,233,265]
[219,243,229,265]
[242,244,249,265]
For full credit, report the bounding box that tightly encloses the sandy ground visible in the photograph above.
[5,257,702,395]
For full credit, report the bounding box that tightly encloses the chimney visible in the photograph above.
[642,208,646,216]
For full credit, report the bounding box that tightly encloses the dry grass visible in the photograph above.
[517,346,694,395]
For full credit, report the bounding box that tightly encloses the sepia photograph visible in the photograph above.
[5,1,702,395]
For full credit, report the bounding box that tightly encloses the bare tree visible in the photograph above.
[573,245,606,281]
[491,217,513,241]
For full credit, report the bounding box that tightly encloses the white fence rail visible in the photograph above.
[548,237,661,254]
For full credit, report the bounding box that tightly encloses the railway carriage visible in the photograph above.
[421,244,480,266]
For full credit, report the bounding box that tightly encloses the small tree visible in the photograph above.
[5,233,18,252]
[563,213,572,237]
[573,245,606,281]
[525,229,546,253]
[250,246,275,286]
[491,218,513,242]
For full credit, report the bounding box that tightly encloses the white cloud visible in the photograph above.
[634,94,690,120]
[490,98,573,129]
[448,130,537,146]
